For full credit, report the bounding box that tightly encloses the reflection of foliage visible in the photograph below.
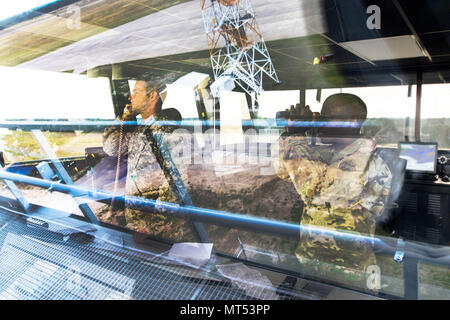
[1,130,103,163]
[361,118,450,149]
[1,131,43,161]
[422,119,450,149]
[362,118,404,145]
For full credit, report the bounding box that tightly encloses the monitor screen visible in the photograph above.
[398,142,437,173]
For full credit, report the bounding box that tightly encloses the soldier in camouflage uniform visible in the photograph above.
[274,94,392,290]
[103,80,193,240]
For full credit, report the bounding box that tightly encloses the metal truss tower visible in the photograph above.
[200,0,281,99]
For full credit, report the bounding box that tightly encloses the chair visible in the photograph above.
[374,147,407,236]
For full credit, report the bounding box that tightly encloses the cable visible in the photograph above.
[107,118,124,220]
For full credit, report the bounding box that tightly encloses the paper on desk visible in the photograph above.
[216,263,279,300]
[168,242,213,267]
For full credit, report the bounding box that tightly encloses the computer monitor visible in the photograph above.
[398,142,438,173]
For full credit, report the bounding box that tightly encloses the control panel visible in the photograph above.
[404,150,450,184]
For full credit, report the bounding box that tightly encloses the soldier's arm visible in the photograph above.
[102,116,131,157]
[273,133,312,181]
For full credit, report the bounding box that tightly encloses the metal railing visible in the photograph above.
[0,119,361,132]
[0,170,449,266]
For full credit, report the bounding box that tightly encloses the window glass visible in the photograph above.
[0,66,114,120]
[306,86,416,147]
[421,84,450,149]
[0,66,113,161]
[0,0,448,301]
[341,85,416,147]
[256,90,300,119]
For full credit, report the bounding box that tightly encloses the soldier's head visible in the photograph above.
[319,93,367,141]
[130,80,163,119]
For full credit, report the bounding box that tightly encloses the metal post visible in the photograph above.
[237,236,248,260]
[0,164,30,212]
[316,88,322,103]
[415,71,422,142]
[31,130,99,224]
[146,130,211,243]
[300,88,306,108]
[403,256,419,300]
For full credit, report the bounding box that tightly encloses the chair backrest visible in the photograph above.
[377,148,407,203]
[375,147,407,235]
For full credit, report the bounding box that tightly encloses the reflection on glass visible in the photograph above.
[274,93,392,291]
[0,0,448,301]
[421,84,450,149]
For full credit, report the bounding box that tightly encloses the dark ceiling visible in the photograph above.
[90,0,450,90]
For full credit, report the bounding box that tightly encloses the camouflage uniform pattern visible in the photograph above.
[103,119,193,237]
[274,134,392,287]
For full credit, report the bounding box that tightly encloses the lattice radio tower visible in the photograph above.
[200,0,281,102]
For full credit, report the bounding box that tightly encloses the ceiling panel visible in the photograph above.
[341,35,426,62]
